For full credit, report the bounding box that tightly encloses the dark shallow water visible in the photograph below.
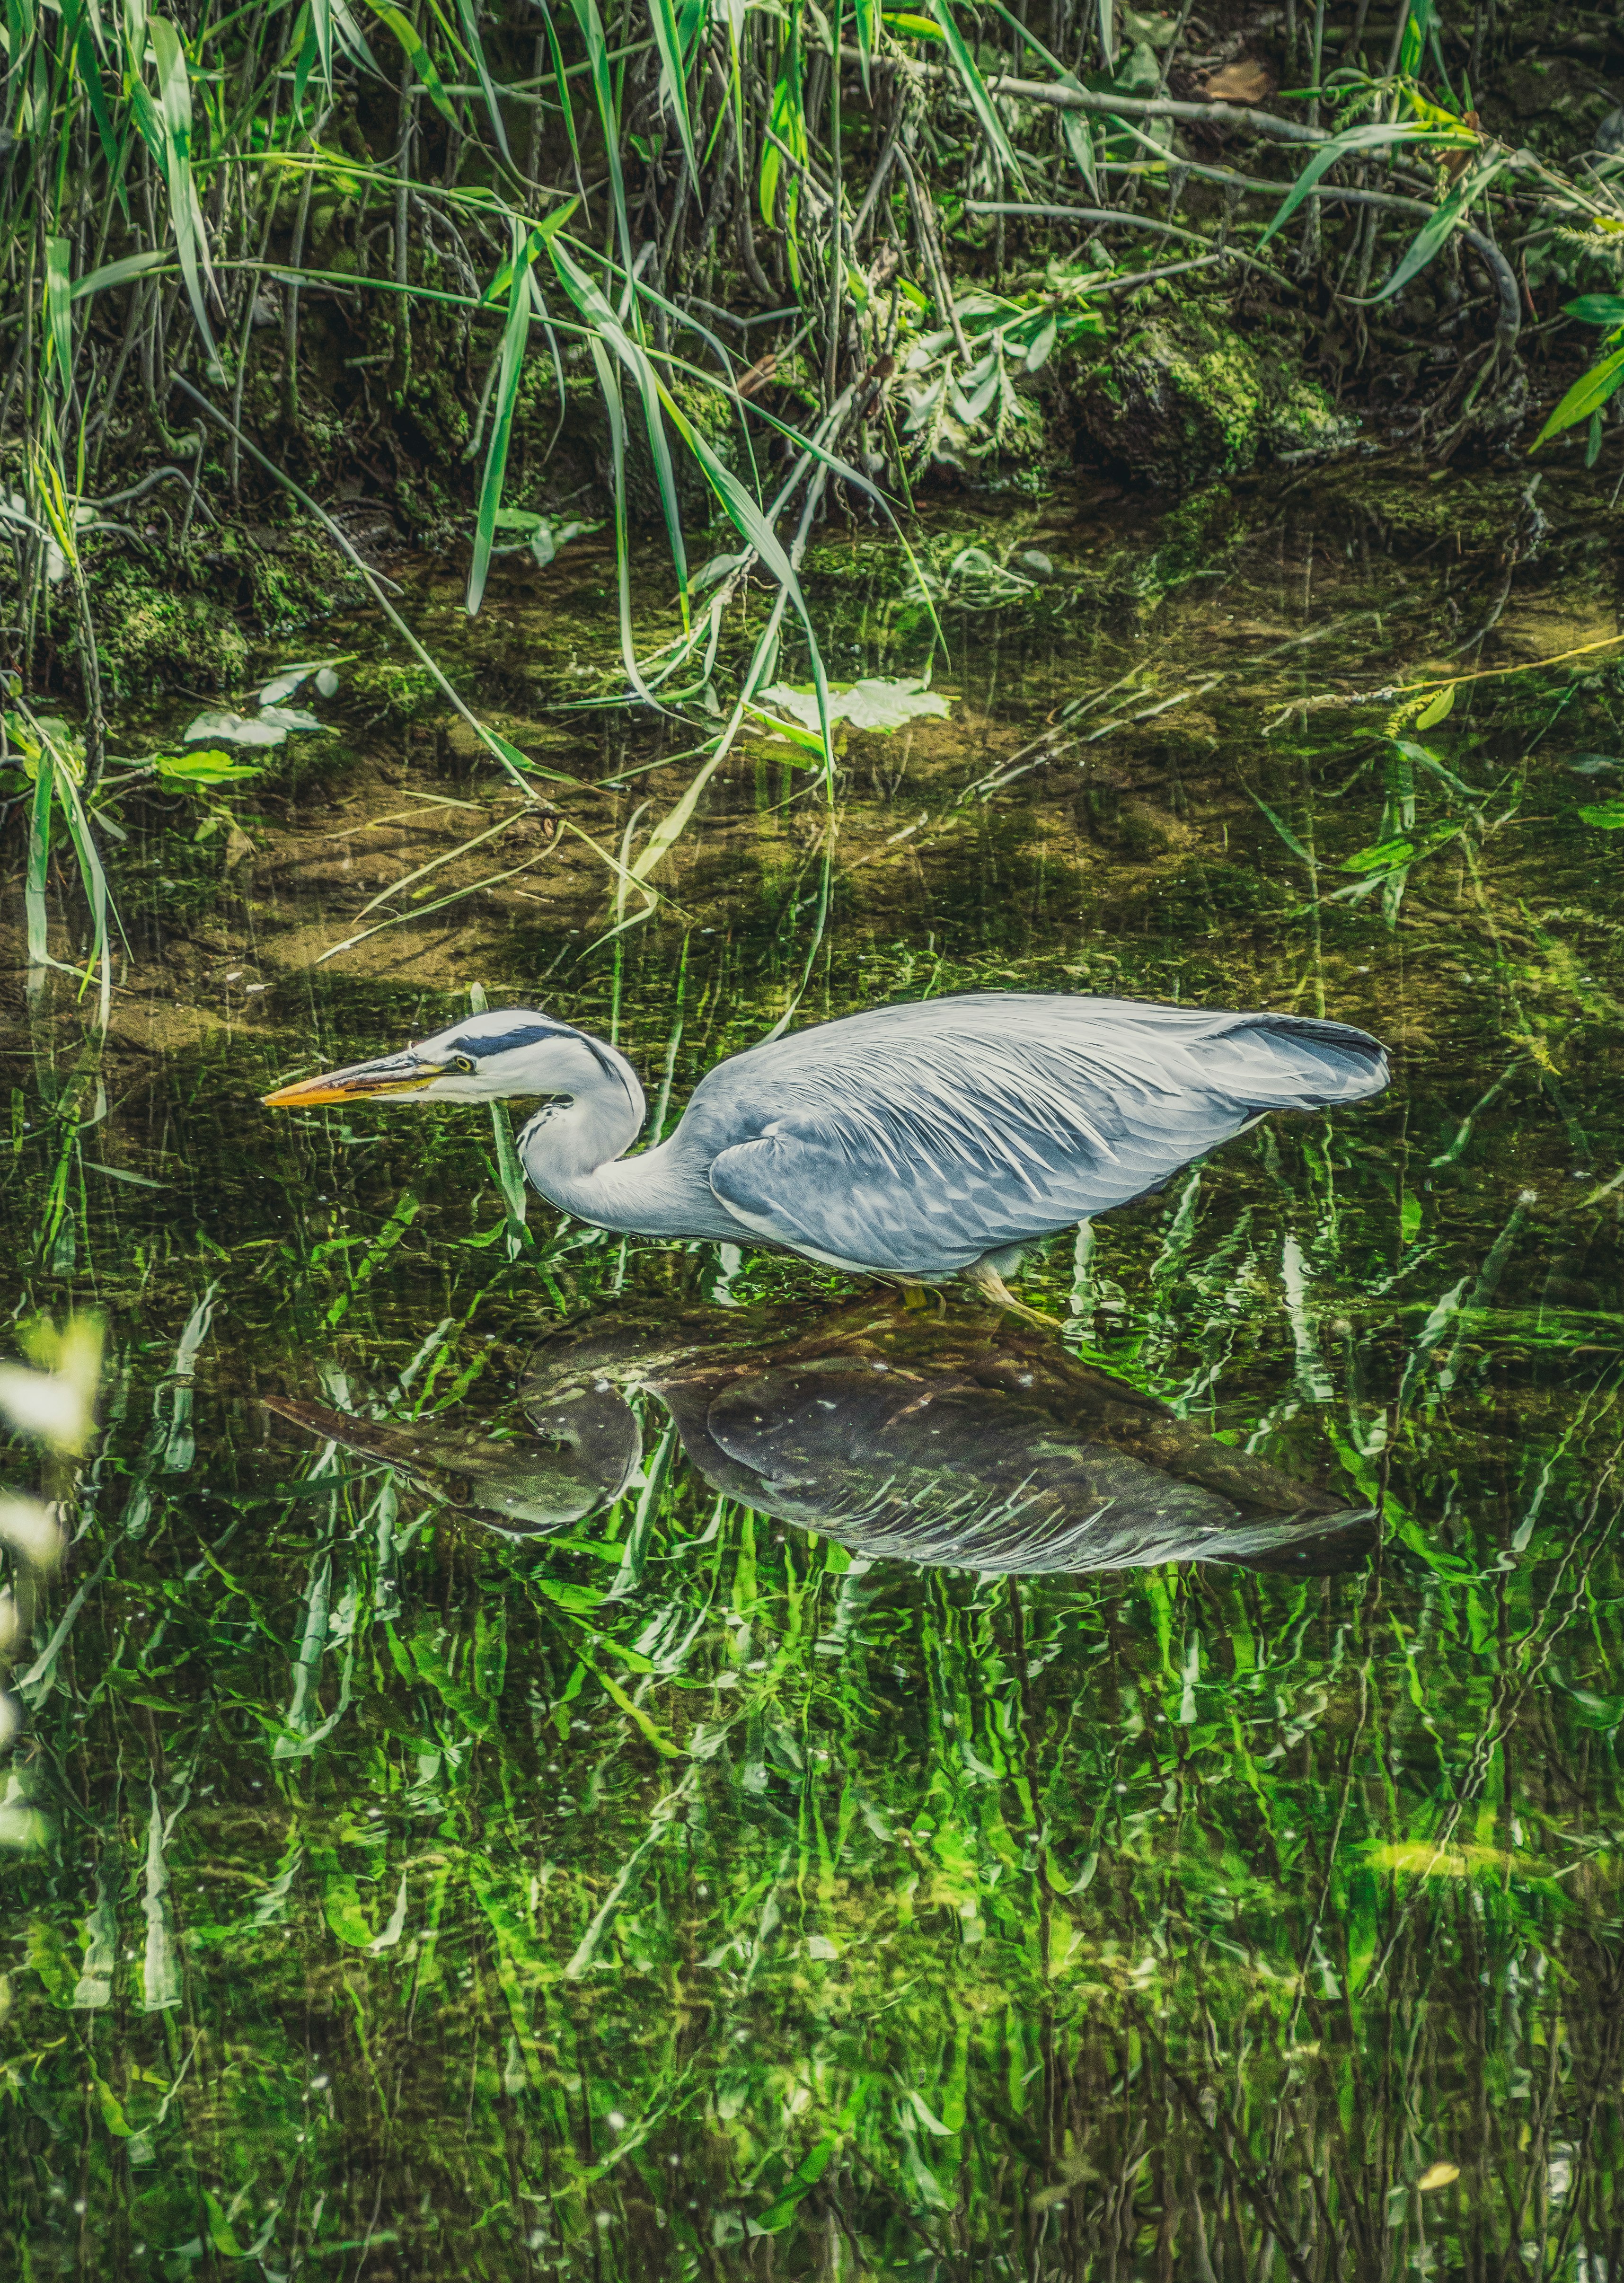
[4,461,1624,2279]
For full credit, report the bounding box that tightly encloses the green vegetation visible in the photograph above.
[2,6,1624,2270]
[4,467,1624,2271]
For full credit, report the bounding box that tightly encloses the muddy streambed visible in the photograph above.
[3,459,1624,2278]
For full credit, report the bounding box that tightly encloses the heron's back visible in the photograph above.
[683,993,1387,1275]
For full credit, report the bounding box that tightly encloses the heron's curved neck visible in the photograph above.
[516,1047,645,1199]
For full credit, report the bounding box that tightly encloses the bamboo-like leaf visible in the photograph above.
[311,0,334,91]
[535,0,583,176]
[656,388,833,768]
[1413,681,1456,731]
[759,16,807,269]
[547,240,690,628]
[1247,789,1316,873]
[928,0,1024,185]
[330,0,382,73]
[69,9,122,171]
[646,0,700,185]
[70,248,170,301]
[145,15,225,379]
[852,0,876,89]
[453,0,513,162]
[468,219,535,617]
[364,0,458,123]
[44,238,74,395]
[53,766,115,1032]
[25,761,53,974]
[1361,155,1508,306]
[566,0,633,278]
[1530,343,1624,451]
[1259,122,1471,249]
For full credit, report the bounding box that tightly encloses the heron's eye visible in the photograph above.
[451,1054,476,1075]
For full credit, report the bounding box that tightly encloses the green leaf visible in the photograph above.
[453,0,513,162]
[1413,681,1456,731]
[1259,123,1467,250]
[567,0,632,276]
[535,0,583,177]
[646,0,700,186]
[532,1576,608,1615]
[154,748,265,784]
[1578,800,1624,829]
[543,240,690,643]
[928,0,1025,186]
[882,9,945,34]
[468,218,536,617]
[44,238,74,394]
[70,248,171,301]
[1563,294,1624,327]
[758,2133,840,2230]
[1531,344,1624,451]
[322,1869,377,1948]
[759,17,808,286]
[363,0,458,124]
[1247,791,1315,871]
[147,16,225,381]
[1363,155,1509,307]
[1342,836,1417,873]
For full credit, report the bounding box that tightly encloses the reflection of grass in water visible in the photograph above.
[6,537,1624,2274]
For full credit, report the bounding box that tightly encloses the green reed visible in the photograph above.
[3,0,1620,1014]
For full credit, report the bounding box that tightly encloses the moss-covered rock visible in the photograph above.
[92,564,250,696]
[1067,304,1358,487]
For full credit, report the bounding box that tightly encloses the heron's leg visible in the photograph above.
[884,1276,944,1317]
[962,1259,1061,1331]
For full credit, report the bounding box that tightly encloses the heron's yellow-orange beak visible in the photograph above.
[262,1051,440,1109]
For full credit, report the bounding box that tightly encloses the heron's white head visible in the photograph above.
[262,1007,644,1123]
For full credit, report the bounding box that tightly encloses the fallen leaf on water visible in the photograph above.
[183,710,287,749]
[762,678,952,735]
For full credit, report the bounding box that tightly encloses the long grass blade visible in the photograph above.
[566,0,633,276]
[453,0,514,163]
[646,0,700,185]
[44,238,74,396]
[1360,155,1509,306]
[364,0,459,124]
[142,15,224,379]
[468,218,536,616]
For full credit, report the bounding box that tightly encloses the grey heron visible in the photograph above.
[263,992,1388,1313]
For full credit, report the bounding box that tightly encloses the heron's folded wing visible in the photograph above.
[704,1005,1388,1277]
[706,1106,1138,1276]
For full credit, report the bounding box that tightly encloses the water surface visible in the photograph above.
[4,459,1624,2279]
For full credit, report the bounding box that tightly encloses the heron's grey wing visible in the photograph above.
[705,1001,1388,1276]
[709,1118,1039,1273]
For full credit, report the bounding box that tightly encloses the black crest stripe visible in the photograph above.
[455,1022,567,1060]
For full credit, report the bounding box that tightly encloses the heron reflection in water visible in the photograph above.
[267,1299,1374,1579]
[264,993,1387,1320]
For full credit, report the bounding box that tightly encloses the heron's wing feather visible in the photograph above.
[704,1000,1387,1276]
